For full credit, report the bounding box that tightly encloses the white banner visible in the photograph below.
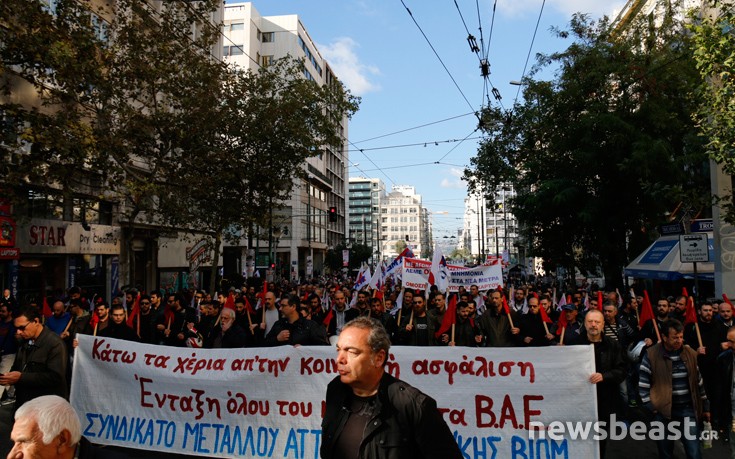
[402,257,504,292]
[71,336,599,458]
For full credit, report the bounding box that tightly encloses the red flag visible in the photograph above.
[682,287,689,298]
[42,296,53,318]
[223,292,236,313]
[89,311,100,329]
[435,294,457,338]
[640,290,655,325]
[555,309,568,335]
[723,293,734,308]
[322,307,334,327]
[596,290,603,311]
[502,295,511,316]
[683,295,697,325]
[244,296,256,315]
[566,294,572,304]
[126,293,140,328]
[539,301,553,324]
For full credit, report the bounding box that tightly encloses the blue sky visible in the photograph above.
[250,0,626,238]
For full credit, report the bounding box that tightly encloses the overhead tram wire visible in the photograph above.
[339,136,483,153]
[484,0,498,61]
[352,112,475,144]
[399,0,480,119]
[435,128,479,163]
[513,0,546,106]
[347,138,397,187]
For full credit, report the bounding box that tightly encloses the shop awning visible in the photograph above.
[624,234,714,281]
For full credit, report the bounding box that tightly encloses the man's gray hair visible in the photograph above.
[15,395,81,445]
[343,316,391,357]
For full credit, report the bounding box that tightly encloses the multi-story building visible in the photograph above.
[348,178,385,264]
[461,186,519,264]
[380,186,430,259]
[222,2,349,279]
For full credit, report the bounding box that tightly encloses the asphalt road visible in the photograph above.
[0,402,730,458]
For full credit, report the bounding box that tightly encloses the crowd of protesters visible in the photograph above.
[1,277,734,459]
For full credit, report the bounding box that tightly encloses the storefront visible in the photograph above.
[15,218,121,303]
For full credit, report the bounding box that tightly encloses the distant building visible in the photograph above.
[348,178,385,264]
[461,186,519,264]
[380,186,430,259]
[222,2,350,279]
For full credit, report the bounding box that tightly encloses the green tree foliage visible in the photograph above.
[465,11,709,288]
[1,0,359,291]
[691,0,735,219]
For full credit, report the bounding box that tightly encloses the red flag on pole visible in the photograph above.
[42,296,53,318]
[596,290,603,311]
[555,309,568,335]
[126,293,140,328]
[539,301,553,324]
[723,293,734,308]
[683,295,698,325]
[682,287,689,298]
[640,290,655,325]
[223,292,236,314]
[435,294,457,338]
[244,296,256,315]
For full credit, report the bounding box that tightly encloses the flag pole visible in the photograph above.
[560,326,565,345]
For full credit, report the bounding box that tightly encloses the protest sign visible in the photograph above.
[402,257,504,292]
[72,336,598,458]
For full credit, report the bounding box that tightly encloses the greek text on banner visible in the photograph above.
[71,336,599,458]
[401,257,503,292]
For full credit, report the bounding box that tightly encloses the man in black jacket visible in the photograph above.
[716,326,735,456]
[0,307,68,408]
[321,316,461,459]
[572,308,627,459]
[265,294,328,346]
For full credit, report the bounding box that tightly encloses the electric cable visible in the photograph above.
[513,0,546,106]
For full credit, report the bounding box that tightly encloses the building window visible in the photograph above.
[230,22,244,31]
[261,55,273,67]
[262,32,275,43]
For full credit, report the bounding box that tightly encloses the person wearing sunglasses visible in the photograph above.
[0,306,68,409]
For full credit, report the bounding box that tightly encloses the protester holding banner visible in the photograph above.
[571,309,627,459]
[98,303,140,342]
[321,317,463,459]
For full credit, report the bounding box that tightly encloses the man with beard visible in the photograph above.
[439,301,482,347]
[99,304,140,342]
[684,301,727,431]
[572,309,626,459]
[427,292,447,335]
[134,294,159,344]
[476,289,521,347]
[718,301,734,328]
[205,308,247,348]
[671,295,688,323]
[368,297,396,338]
[398,295,435,346]
[619,294,640,330]
[642,298,671,346]
[157,293,196,347]
[92,301,111,335]
[325,291,358,341]
[355,291,370,316]
[510,287,528,315]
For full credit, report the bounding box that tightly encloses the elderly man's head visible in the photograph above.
[9,395,82,459]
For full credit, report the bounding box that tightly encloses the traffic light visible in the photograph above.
[328,206,337,223]
[270,263,275,269]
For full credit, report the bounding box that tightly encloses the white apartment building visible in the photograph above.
[222,2,349,279]
[380,186,430,259]
[461,186,519,264]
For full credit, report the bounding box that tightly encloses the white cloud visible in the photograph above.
[498,0,626,19]
[440,168,467,189]
[318,37,380,96]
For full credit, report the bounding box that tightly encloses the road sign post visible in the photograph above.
[680,233,709,301]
